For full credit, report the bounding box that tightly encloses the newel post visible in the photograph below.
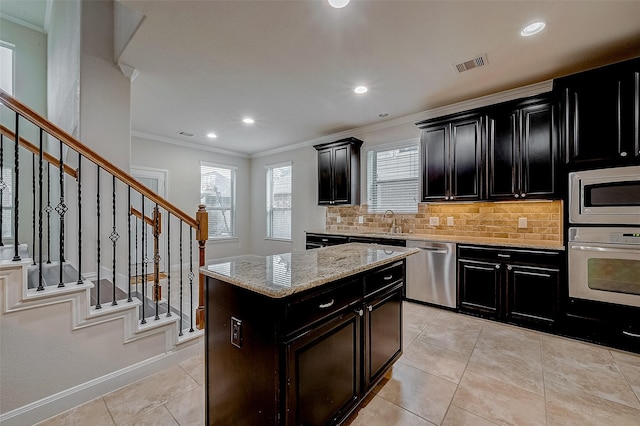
[196,204,208,330]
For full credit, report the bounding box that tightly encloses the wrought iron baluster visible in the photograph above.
[127,186,132,302]
[179,220,183,336]
[37,129,44,291]
[12,113,20,261]
[0,134,4,247]
[31,153,35,265]
[153,203,160,320]
[189,227,194,333]
[111,176,118,306]
[141,195,146,324]
[77,154,82,284]
[57,140,67,287]
[166,213,171,317]
[46,163,51,264]
[96,166,101,309]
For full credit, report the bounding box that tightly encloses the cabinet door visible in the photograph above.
[520,101,556,198]
[365,286,402,388]
[505,264,559,327]
[458,259,501,317]
[450,116,482,200]
[317,148,334,205]
[421,124,449,201]
[487,109,518,199]
[333,144,351,204]
[285,311,361,426]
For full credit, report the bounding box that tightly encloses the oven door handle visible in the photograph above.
[570,244,640,253]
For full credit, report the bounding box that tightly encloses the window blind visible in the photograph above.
[266,163,292,240]
[200,163,235,238]
[367,141,419,213]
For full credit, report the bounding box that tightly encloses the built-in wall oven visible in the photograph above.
[568,227,640,308]
[568,166,640,308]
[569,166,640,225]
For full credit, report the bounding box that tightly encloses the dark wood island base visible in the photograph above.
[201,244,415,425]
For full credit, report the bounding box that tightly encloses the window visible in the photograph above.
[266,162,292,240]
[200,162,236,239]
[367,140,419,213]
[1,168,12,239]
[0,42,14,95]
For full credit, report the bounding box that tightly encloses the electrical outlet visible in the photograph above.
[231,317,242,348]
[518,217,528,229]
[358,216,364,224]
[336,215,341,223]
[447,217,454,226]
[429,217,439,226]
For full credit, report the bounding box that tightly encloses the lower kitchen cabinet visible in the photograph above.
[457,245,562,328]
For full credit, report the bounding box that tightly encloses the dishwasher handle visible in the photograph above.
[416,246,448,254]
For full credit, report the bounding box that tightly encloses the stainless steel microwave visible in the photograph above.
[569,166,640,225]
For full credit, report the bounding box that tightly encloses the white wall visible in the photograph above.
[131,136,251,262]
[250,146,325,255]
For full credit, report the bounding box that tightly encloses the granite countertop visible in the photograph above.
[201,243,418,298]
[306,230,565,250]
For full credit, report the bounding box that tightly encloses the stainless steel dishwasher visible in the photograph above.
[405,240,457,308]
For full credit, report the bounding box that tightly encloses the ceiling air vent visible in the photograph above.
[177,131,194,137]
[453,54,488,73]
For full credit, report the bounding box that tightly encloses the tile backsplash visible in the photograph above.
[326,201,563,242]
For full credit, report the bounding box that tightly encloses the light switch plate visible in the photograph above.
[358,216,364,224]
[429,217,439,226]
[518,217,528,229]
[447,217,454,226]
[231,317,242,348]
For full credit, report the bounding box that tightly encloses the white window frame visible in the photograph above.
[200,162,237,240]
[0,41,15,95]
[366,138,420,214]
[266,161,292,241]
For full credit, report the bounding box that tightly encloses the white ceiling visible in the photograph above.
[4,1,640,157]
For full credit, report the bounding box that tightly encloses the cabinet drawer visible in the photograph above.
[286,279,361,335]
[306,233,349,246]
[365,262,404,297]
[458,245,561,267]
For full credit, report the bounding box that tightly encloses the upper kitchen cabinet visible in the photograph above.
[554,57,640,168]
[314,137,363,206]
[486,96,559,200]
[417,113,483,202]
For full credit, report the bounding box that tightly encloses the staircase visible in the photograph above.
[0,90,208,425]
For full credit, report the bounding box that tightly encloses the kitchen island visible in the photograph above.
[201,243,417,425]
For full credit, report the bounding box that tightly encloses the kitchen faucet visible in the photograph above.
[383,209,397,234]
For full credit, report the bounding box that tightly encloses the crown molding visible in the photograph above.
[131,131,249,159]
[0,13,46,34]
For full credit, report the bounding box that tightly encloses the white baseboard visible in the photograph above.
[0,336,203,426]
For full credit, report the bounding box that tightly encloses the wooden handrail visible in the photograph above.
[130,206,156,228]
[0,124,78,179]
[0,90,198,229]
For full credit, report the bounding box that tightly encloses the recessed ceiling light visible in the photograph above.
[207,132,217,139]
[328,0,350,8]
[354,86,368,94]
[242,117,255,125]
[520,21,546,37]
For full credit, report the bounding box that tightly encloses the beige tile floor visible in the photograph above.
[37,302,640,425]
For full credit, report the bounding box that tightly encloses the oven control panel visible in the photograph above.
[569,227,640,245]
[612,232,640,244]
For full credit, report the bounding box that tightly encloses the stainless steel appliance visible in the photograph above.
[405,240,456,308]
[568,227,640,308]
[569,166,640,225]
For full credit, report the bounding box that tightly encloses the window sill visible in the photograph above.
[207,237,239,244]
[264,237,292,243]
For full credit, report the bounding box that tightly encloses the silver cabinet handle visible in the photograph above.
[355,308,364,317]
[514,193,520,198]
[319,299,335,309]
[383,275,393,281]
[623,330,640,338]
[498,254,511,258]
[495,264,500,269]
[368,305,373,312]
[620,151,628,157]
[507,266,513,271]
[521,193,526,198]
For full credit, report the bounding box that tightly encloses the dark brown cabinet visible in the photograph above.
[457,245,561,328]
[555,57,640,167]
[205,260,405,426]
[486,97,558,199]
[314,137,363,206]
[417,113,483,202]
